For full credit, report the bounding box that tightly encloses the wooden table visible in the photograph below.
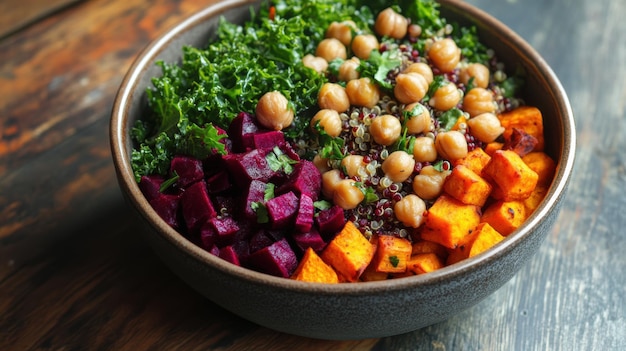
[1,0,624,349]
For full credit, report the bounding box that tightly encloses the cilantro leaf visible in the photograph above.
[359,49,403,90]
[438,108,464,131]
[251,202,269,224]
[266,147,298,174]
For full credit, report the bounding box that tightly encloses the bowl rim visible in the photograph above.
[110,0,576,294]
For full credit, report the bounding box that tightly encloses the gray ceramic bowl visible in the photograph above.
[110,0,575,340]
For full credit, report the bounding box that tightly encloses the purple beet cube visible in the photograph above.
[265,191,299,230]
[139,175,164,202]
[180,181,217,233]
[208,245,220,256]
[247,238,298,278]
[293,227,327,254]
[219,245,241,266]
[149,193,181,229]
[315,205,346,240]
[253,131,285,150]
[228,111,260,152]
[277,160,322,201]
[244,180,268,221]
[170,155,204,188]
[206,170,231,194]
[248,230,275,253]
[199,221,217,250]
[208,216,240,246]
[223,148,275,188]
[294,193,314,233]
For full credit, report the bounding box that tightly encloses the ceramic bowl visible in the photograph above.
[110,0,576,340]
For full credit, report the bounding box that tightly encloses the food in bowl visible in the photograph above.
[129,0,556,282]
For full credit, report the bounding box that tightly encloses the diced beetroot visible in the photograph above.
[247,238,298,278]
[265,191,299,230]
[208,245,220,256]
[139,175,164,202]
[277,160,322,201]
[208,216,240,246]
[170,155,204,188]
[149,193,181,229]
[223,148,275,188]
[199,221,217,250]
[292,227,327,254]
[253,131,285,150]
[214,125,233,154]
[249,230,275,253]
[294,193,314,233]
[219,245,241,266]
[278,141,300,162]
[315,205,346,240]
[180,181,217,233]
[243,180,268,221]
[206,170,231,194]
[213,195,239,218]
[228,111,260,152]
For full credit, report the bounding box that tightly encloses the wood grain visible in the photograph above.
[1,0,625,349]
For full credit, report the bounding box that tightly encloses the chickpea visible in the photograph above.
[326,20,357,46]
[302,54,328,74]
[412,165,451,200]
[316,38,347,62]
[318,82,350,113]
[345,77,380,108]
[333,179,365,210]
[403,62,433,84]
[403,102,431,134]
[467,112,505,143]
[460,63,490,89]
[370,114,402,146]
[341,154,365,178]
[338,56,360,82]
[321,169,343,199]
[381,150,415,183]
[429,81,462,111]
[394,194,427,228]
[394,72,429,104]
[412,136,438,162]
[463,87,497,117]
[351,34,379,60]
[255,91,294,131]
[428,38,461,73]
[313,154,330,173]
[311,109,343,137]
[374,7,408,39]
[435,130,468,161]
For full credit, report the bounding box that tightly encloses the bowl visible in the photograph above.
[110,0,575,340]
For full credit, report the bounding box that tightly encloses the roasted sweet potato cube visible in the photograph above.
[498,106,544,151]
[321,221,376,282]
[523,184,550,214]
[291,247,339,283]
[484,141,504,156]
[446,222,505,265]
[370,235,412,273]
[481,200,526,236]
[522,152,556,186]
[443,165,492,207]
[411,240,449,259]
[483,150,539,201]
[406,253,444,275]
[420,194,481,249]
[453,147,491,175]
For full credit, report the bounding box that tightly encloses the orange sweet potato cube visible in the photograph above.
[370,235,412,273]
[522,151,556,186]
[321,221,376,282]
[484,141,504,156]
[483,150,539,201]
[420,194,481,249]
[446,222,505,265]
[443,165,492,207]
[453,147,491,175]
[481,200,526,236]
[411,240,449,260]
[292,247,339,283]
[523,184,550,214]
[498,106,544,151]
[406,253,444,275]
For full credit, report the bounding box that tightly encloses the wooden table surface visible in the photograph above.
[1,0,624,349]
